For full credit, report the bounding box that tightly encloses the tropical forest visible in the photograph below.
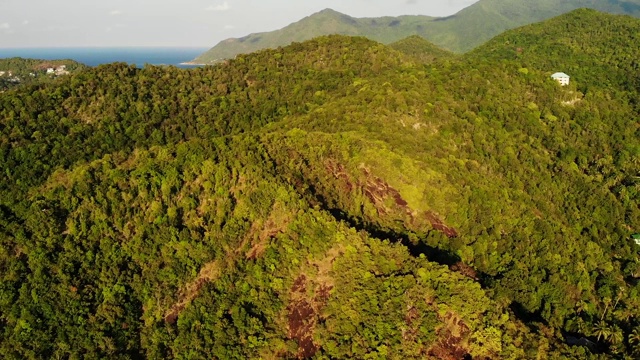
[1,8,640,359]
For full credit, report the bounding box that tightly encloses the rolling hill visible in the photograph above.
[193,0,640,63]
[1,9,640,359]
[388,35,456,64]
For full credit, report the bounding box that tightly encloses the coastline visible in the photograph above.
[179,61,208,66]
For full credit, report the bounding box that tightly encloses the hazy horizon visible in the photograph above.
[0,0,479,48]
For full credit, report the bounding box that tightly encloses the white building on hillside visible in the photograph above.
[551,72,570,86]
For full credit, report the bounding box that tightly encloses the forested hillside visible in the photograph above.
[424,0,640,53]
[1,9,640,359]
[193,0,640,63]
[0,58,86,91]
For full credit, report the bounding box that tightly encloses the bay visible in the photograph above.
[0,47,210,68]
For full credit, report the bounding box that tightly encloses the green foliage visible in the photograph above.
[1,10,640,358]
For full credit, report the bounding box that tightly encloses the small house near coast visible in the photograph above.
[551,72,570,86]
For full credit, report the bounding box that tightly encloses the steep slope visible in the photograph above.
[2,11,640,358]
[193,0,640,63]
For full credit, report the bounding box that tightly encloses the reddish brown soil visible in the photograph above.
[428,312,472,360]
[326,161,354,193]
[315,284,332,305]
[360,165,459,239]
[165,306,182,324]
[403,306,420,342]
[327,161,483,287]
[165,277,209,324]
[429,336,471,360]
[292,275,306,293]
[287,275,333,359]
[287,275,318,358]
[425,211,458,238]
[363,175,409,209]
[449,261,479,281]
[164,261,220,324]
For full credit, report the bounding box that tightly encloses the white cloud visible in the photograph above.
[22,20,29,25]
[0,23,10,29]
[109,10,122,16]
[206,2,230,11]
[224,25,235,30]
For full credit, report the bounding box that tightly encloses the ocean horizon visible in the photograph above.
[0,47,210,68]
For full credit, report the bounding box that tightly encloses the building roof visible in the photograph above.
[551,72,570,78]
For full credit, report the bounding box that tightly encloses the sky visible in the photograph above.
[0,0,479,48]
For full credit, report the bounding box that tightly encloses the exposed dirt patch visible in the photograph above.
[309,245,344,288]
[326,160,354,193]
[165,201,292,324]
[246,202,292,259]
[425,211,458,238]
[402,305,421,343]
[427,311,472,360]
[287,275,320,359]
[449,261,479,281]
[324,161,482,287]
[231,201,292,260]
[364,174,409,210]
[360,166,457,238]
[287,246,342,358]
[165,260,220,324]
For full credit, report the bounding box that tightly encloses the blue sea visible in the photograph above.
[0,47,210,68]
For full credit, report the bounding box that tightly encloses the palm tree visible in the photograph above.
[629,328,640,346]
[600,297,612,321]
[575,317,586,334]
[609,326,624,345]
[592,320,611,342]
[575,300,589,315]
[613,308,632,323]
[629,328,640,355]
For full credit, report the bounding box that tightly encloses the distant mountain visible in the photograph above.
[193,9,435,63]
[193,0,640,63]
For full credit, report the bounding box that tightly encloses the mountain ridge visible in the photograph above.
[193,0,640,63]
[193,8,434,63]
